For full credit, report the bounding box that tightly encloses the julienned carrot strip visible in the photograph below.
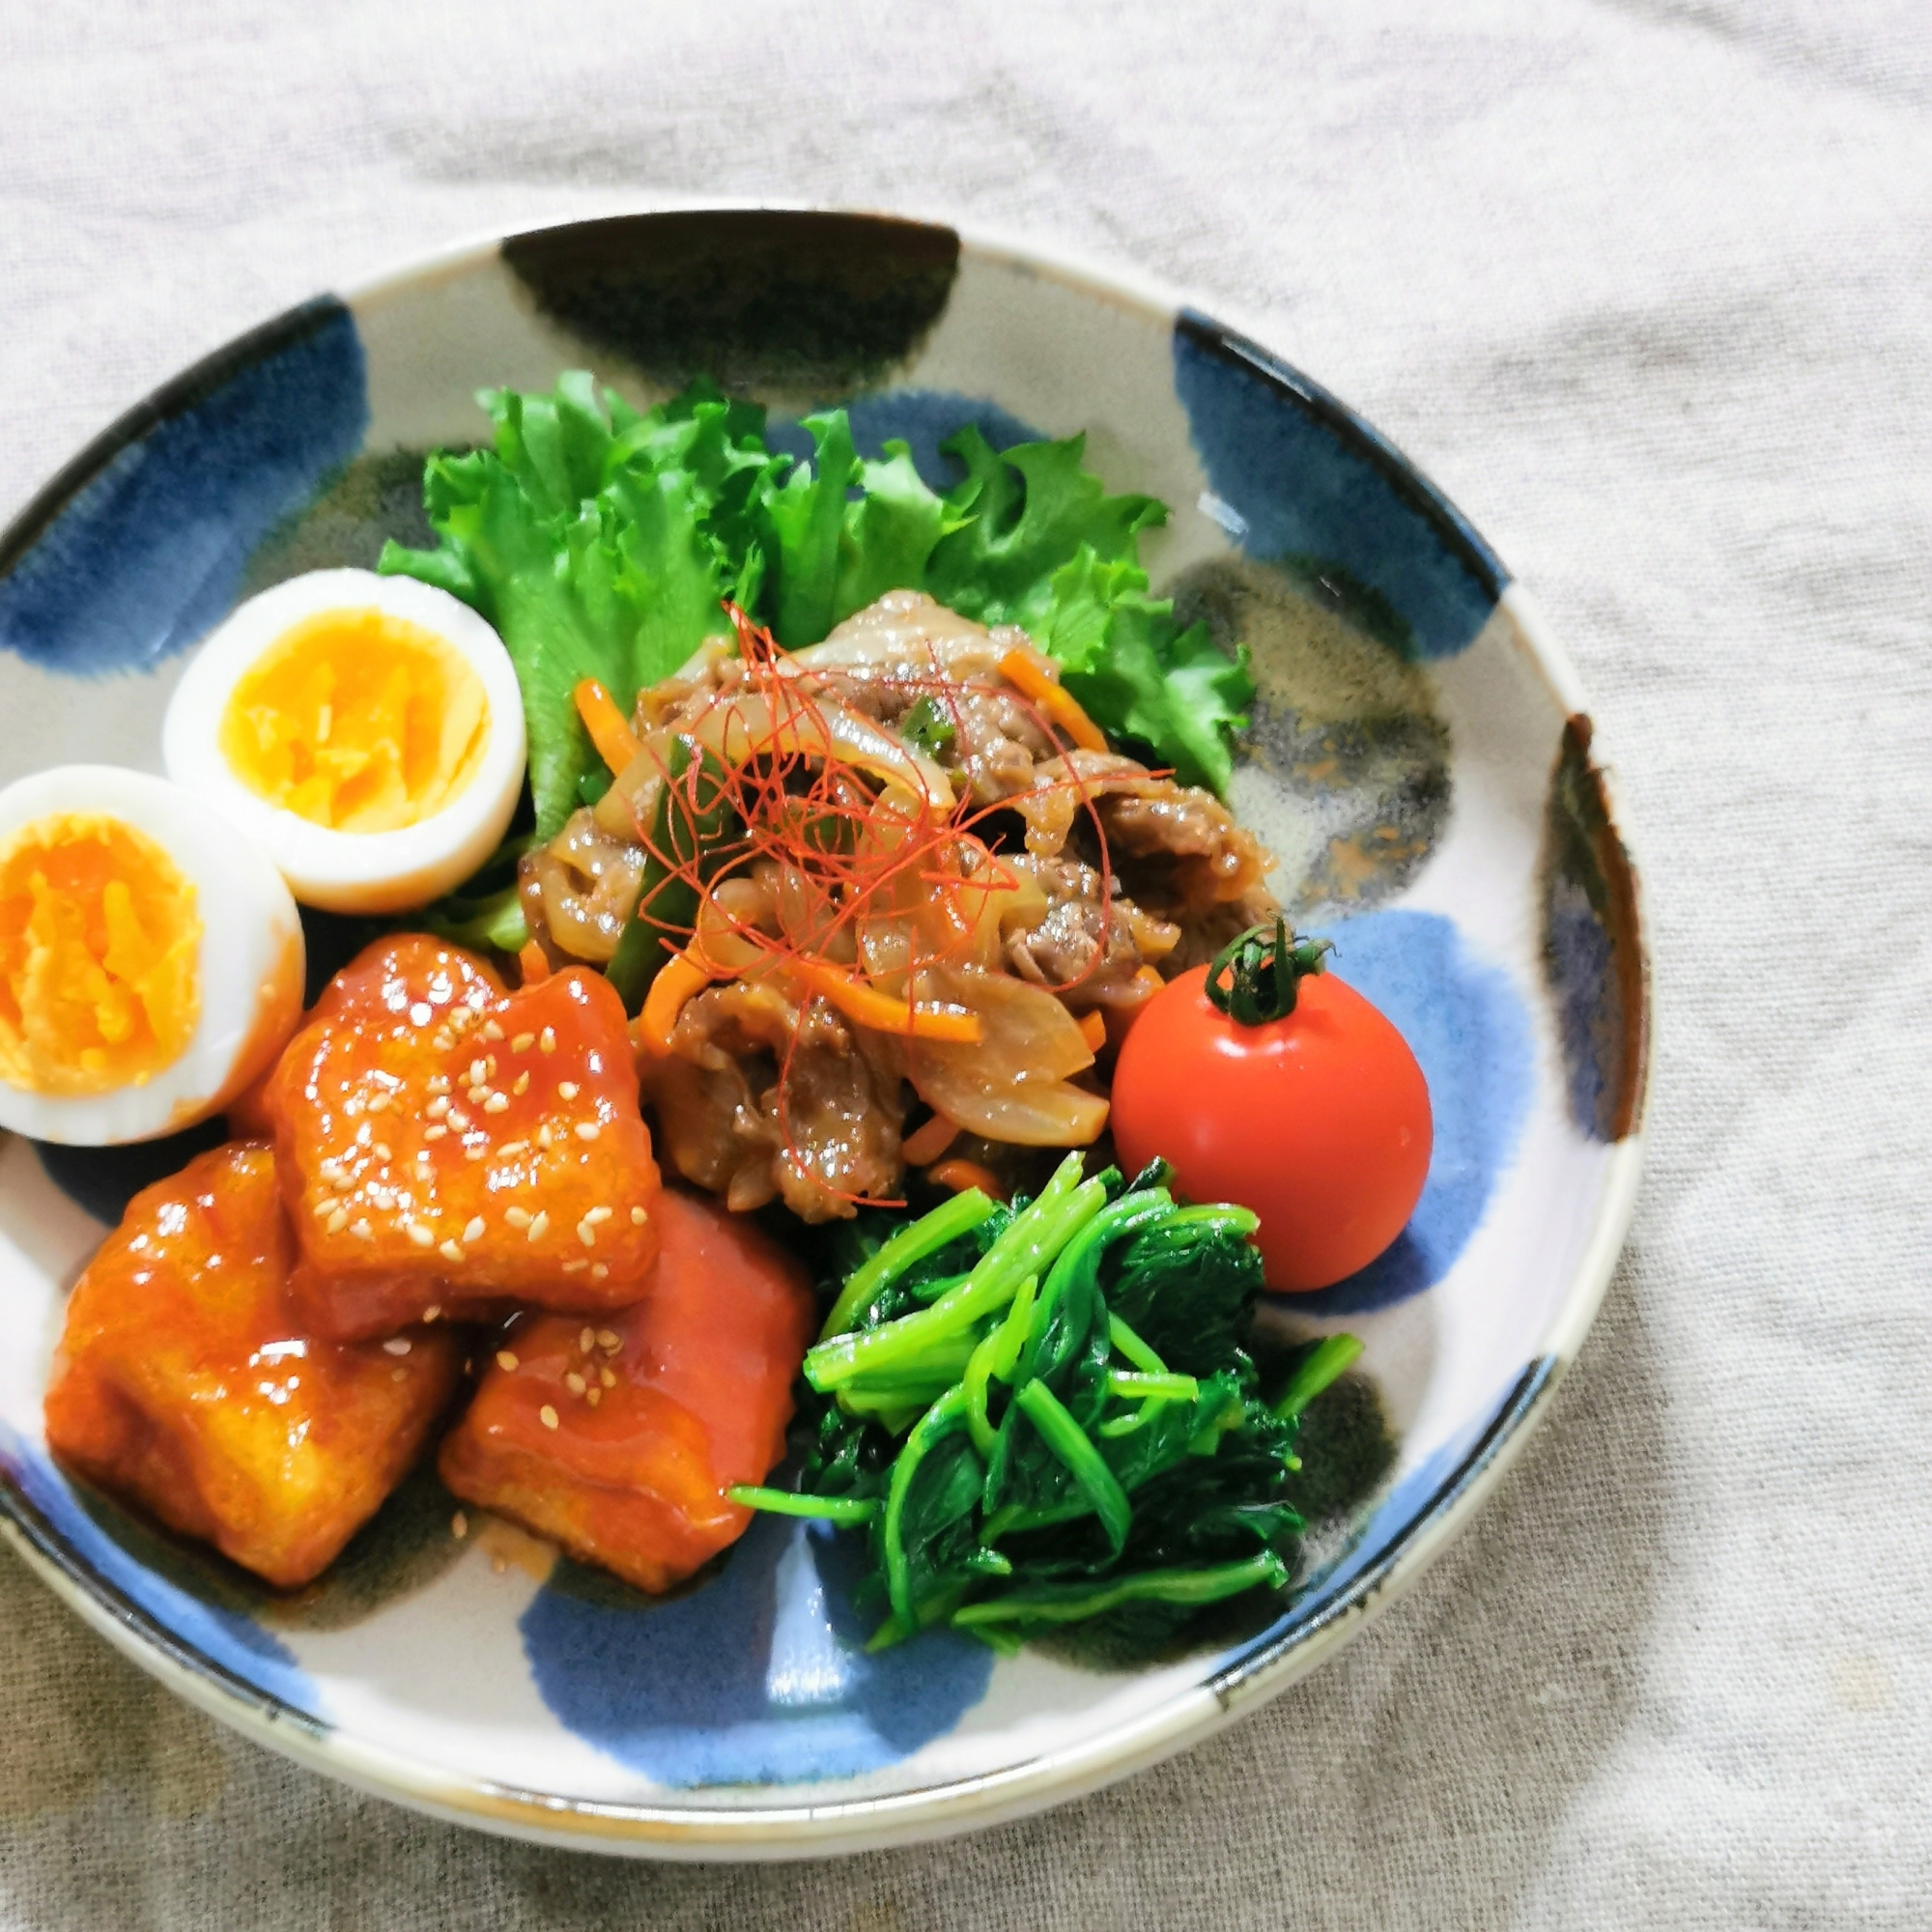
[1077,1009,1108,1053]
[787,957,984,1043]
[996,650,1109,754]
[642,935,984,1057]
[517,940,552,986]
[573,678,643,775]
[927,1157,1007,1201]
[900,1111,962,1166]
[639,951,712,1055]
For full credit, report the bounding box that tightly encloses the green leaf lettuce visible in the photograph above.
[384,377,1255,834]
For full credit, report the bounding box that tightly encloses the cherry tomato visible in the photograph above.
[1110,931,1431,1292]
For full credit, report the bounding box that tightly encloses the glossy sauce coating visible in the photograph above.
[43,1142,460,1588]
[439,1188,814,1594]
[267,935,663,1340]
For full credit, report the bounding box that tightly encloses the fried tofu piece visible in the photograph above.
[43,1142,460,1589]
[440,1188,813,1594]
[267,935,664,1341]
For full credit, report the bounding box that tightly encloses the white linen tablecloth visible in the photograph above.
[1,3,1927,1923]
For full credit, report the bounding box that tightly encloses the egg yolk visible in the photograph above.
[217,608,489,834]
[0,814,201,1095]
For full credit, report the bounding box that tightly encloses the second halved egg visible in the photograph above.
[162,568,526,913]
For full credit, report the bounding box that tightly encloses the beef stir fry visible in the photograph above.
[519,591,1276,1219]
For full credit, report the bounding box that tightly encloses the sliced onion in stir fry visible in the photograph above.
[907,964,1108,1147]
[531,808,648,963]
[590,739,669,842]
[685,691,955,813]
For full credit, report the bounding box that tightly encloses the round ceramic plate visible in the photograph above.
[0,209,1648,1859]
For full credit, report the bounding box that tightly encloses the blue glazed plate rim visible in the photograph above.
[0,297,354,590]
[0,206,1651,1858]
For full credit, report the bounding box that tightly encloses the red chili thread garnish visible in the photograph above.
[620,607,1139,1207]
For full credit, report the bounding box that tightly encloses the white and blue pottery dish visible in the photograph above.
[0,209,1648,1858]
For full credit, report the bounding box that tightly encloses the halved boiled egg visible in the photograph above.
[0,766,304,1145]
[161,568,526,914]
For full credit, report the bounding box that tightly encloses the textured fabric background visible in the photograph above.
[2,3,1928,1924]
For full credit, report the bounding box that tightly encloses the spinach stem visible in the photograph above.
[1013,1381,1132,1555]
[990,1273,1038,1382]
[962,1328,1003,1461]
[962,1273,1038,1458]
[817,1187,1000,1342]
[725,1487,877,1524]
[980,1496,1094,1545]
[1105,1313,1168,1376]
[1149,1202,1262,1242]
[1012,1189,1174,1387]
[881,1385,972,1626]
[911,1270,972,1304]
[1270,1333,1365,1420]
[1106,1370,1199,1403]
[952,1551,1289,1627]
[806,1159,1098,1390]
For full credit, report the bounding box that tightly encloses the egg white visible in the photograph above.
[161,568,526,914]
[0,766,305,1147]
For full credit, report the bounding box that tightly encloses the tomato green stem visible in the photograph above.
[1205,915,1334,1025]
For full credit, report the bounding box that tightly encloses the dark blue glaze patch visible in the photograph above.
[0,1430,317,1716]
[1541,716,1646,1141]
[503,212,960,396]
[521,1511,991,1786]
[1297,910,1533,1314]
[1174,554,1453,913]
[768,388,1042,491]
[1292,1392,1506,1610]
[0,299,368,676]
[1172,313,1502,661]
[1209,1355,1556,1697]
